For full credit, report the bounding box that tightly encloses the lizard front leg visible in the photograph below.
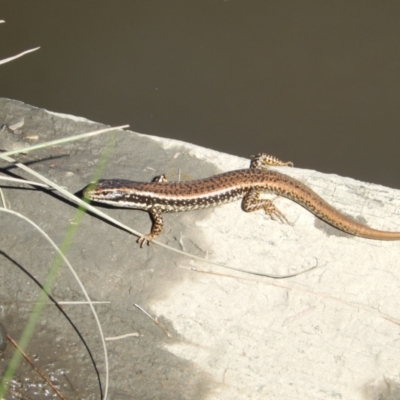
[137,207,164,247]
[136,174,168,247]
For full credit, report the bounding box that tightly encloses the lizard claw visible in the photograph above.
[137,234,154,248]
[263,199,290,225]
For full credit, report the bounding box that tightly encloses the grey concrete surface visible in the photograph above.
[1,99,400,399]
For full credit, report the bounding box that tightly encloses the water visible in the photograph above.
[1,1,400,188]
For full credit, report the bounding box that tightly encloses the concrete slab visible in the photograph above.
[1,98,399,399]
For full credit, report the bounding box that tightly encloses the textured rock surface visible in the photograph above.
[1,98,400,399]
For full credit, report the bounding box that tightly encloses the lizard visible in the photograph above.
[84,153,400,247]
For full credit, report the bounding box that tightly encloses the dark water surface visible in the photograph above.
[1,1,400,188]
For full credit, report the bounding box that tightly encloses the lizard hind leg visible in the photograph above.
[242,189,290,225]
[250,153,293,169]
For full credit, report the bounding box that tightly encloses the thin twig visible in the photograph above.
[0,47,40,66]
[0,176,50,189]
[0,188,6,209]
[7,334,67,400]
[134,304,171,338]
[105,333,139,341]
[0,124,128,158]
